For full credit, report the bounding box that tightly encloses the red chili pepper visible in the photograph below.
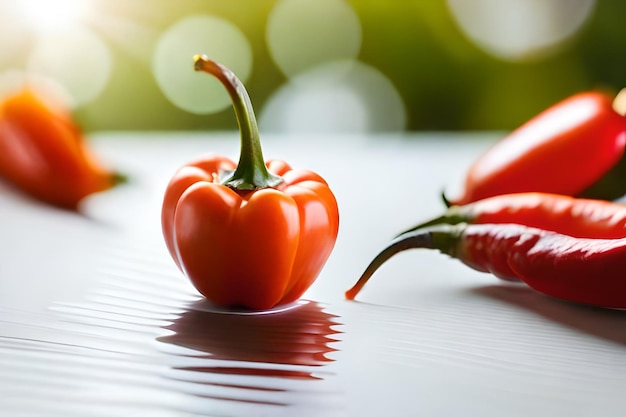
[161,55,339,310]
[401,192,626,239]
[0,89,122,210]
[449,91,626,206]
[345,223,626,308]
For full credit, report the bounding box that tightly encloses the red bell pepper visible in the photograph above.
[161,56,339,310]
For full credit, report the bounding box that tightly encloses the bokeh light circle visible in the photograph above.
[266,0,362,78]
[0,9,31,68]
[27,26,112,108]
[153,15,252,115]
[447,0,596,61]
[260,60,406,133]
[16,0,90,35]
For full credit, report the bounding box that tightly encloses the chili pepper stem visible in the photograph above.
[345,225,463,300]
[194,54,282,190]
[394,206,466,237]
[441,191,452,208]
[111,172,128,185]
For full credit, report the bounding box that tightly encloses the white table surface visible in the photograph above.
[1,131,626,417]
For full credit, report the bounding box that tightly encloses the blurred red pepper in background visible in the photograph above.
[0,89,122,210]
[449,90,626,205]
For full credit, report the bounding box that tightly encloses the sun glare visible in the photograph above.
[15,0,89,34]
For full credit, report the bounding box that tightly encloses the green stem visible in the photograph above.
[394,206,467,238]
[345,225,464,300]
[194,54,282,190]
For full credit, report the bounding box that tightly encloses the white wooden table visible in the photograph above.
[1,131,625,417]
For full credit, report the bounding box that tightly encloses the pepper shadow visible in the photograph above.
[470,284,626,346]
[158,299,342,382]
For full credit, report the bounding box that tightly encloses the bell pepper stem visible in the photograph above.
[194,54,282,190]
[345,225,463,300]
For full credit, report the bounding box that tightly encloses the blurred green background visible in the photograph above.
[0,0,623,133]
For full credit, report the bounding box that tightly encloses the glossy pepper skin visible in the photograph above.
[401,192,626,239]
[0,89,120,209]
[162,56,339,310]
[346,223,626,308]
[450,91,626,206]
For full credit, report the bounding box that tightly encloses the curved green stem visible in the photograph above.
[345,225,464,300]
[394,206,467,238]
[441,190,452,208]
[194,54,282,190]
